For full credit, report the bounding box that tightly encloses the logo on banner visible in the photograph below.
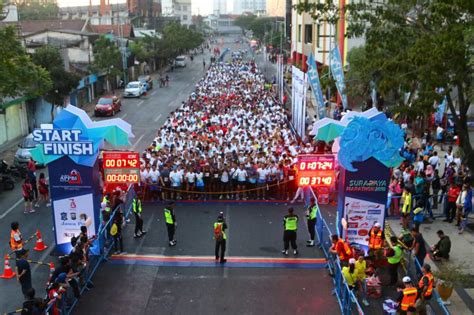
[60,170,82,185]
[306,53,326,118]
[329,46,348,109]
[69,199,77,209]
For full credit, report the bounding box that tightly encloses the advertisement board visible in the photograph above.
[291,66,307,137]
[53,193,95,245]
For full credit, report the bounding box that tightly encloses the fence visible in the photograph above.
[41,185,136,315]
[386,192,451,219]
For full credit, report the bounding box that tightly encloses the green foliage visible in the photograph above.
[18,3,59,20]
[0,26,52,103]
[31,45,80,107]
[91,36,122,78]
[296,0,474,169]
[345,47,373,100]
[235,14,278,41]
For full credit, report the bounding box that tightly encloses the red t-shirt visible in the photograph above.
[447,186,461,203]
[27,160,36,172]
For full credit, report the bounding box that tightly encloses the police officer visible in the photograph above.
[306,198,319,247]
[133,197,146,238]
[397,276,418,315]
[282,208,298,256]
[164,202,176,246]
[214,212,228,263]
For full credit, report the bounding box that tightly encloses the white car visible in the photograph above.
[124,81,146,98]
[175,56,186,68]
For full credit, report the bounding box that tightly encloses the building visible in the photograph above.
[174,0,192,27]
[213,0,227,16]
[234,0,266,15]
[267,0,285,16]
[204,14,240,35]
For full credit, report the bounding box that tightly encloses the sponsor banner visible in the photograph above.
[343,196,385,248]
[329,46,348,109]
[291,66,307,137]
[53,193,95,245]
[306,53,326,118]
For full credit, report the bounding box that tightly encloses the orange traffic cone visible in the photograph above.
[0,254,16,279]
[33,229,48,251]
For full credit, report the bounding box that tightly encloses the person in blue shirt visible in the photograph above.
[459,183,472,234]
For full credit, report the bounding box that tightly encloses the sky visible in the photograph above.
[57,0,232,15]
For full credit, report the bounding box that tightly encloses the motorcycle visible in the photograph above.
[1,160,28,179]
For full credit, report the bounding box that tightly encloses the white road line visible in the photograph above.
[154,114,162,122]
[136,100,144,107]
[121,113,128,119]
[0,198,23,220]
[131,134,145,150]
[168,101,174,107]
[151,91,157,96]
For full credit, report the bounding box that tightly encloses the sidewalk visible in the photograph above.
[389,218,474,314]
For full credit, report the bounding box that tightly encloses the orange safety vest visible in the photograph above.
[336,239,353,261]
[10,229,23,251]
[418,273,434,297]
[368,229,383,249]
[400,287,418,311]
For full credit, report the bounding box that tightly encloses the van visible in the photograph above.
[175,56,186,68]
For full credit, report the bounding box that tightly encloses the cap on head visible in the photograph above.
[402,276,411,283]
[349,258,356,265]
[374,222,381,228]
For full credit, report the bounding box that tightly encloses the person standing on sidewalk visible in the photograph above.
[22,178,34,214]
[305,198,318,247]
[282,207,298,256]
[111,209,125,255]
[410,228,427,266]
[416,263,434,315]
[164,202,177,246]
[445,183,461,223]
[387,236,403,285]
[458,183,472,234]
[15,249,32,299]
[132,197,146,238]
[214,212,228,263]
[10,221,24,255]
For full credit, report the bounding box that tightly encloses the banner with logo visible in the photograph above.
[329,46,348,110]
[434,96,447,125]
[306,53,325,118]
[291,65,307,137]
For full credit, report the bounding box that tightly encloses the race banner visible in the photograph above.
[306,53,326,118]
[291,66,307,137]
[329,46,348,110]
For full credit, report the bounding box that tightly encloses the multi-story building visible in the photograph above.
[213,0,227,16]
[161,0,191,27]
[267,0,285,16]
[234,0,266,15]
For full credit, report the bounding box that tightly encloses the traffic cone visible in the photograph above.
[33,229,48,251]
[0,254,16,279]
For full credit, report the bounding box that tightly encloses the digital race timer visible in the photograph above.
[296,154,336,188]
[102,151,140,184]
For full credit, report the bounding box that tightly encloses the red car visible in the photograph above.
[94,96,121,116]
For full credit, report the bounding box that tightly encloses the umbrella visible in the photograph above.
[310,117,343,135]
[314,122,345,142]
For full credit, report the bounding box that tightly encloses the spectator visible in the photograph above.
[22,178,34,214]
[445,183,461,223]
[458,183,472,234]
[15,249,32,298]
[21,288,46,315]
[410,228,427,266]
[330,234,353,264]
[38,172,50,207]
[431,230,451,261]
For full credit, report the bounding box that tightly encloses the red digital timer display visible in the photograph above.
[296,154,336,187]
[102,151,140,184]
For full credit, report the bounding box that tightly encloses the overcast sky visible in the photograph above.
[57,0,232,15]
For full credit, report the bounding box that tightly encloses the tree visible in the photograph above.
[31,45,80,119]
[0,26,52,104]
[91,36,122,92]
[296,0,474,171]
[345,47,373,100]
[234,14,257,33]
[18,3,59,20]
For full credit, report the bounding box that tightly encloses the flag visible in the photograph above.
[306,53,326,118]
[329,46,348,109]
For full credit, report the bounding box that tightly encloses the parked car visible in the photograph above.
[124,81,146,98]
[94,96,121,116]
[175,56,187,68]
[138,75,153,90]
[14,134,44,168]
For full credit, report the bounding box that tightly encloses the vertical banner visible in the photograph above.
[291,66,307,137]
[337,158,390,252]
[329,45,348,110]
[434,96,447,125]
[306,53,326,118]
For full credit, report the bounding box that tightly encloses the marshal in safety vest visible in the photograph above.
[335,239,353,261]
[214,222,227,240]
[164,208,174,224]
[10,229,23,251]
[284,215,298,231]
[307,204,318,220]
[133,198,142,214]
[400,287,418,311]
[419,273,434,297]
[368,229,383,250]
[387,245,403,264]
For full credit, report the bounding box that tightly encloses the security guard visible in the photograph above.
[417,264,434,314]
[397,276,418,315]
[101,193,110,205]
[368,222,384,257]
[282,207,298,256]
[132,197,146,238]
[306,198,319,247]
[10,222,24,255]
[164,202,176,246]
[214,212,228,263]
[387,236,403,285]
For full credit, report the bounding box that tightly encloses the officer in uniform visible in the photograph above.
[306,197,319,247]
[368,222,384,258]
[387,236,403,285]
[10,222,24,256]
[417,264,434,315]
[214,212,228,263]
[132,197,146,238]
[164,202,177,246]
[282,208,298,255]
[397,276,418,315]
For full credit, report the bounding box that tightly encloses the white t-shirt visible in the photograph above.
[235,169,247,182]
[428,156,440,169]
[257,168,269,181]
[149,169,160,183]
[185,172,196,183]
[170,171,182,187]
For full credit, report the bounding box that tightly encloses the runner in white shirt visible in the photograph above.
[235,164,248,200]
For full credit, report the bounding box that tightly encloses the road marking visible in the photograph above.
[136,100,144,107]
[131,134,145,150]
[0,198,23,220]
[121,113,128,119]
[168,101,174,107]
[151,91,157,96]
[154,114,162,122]
[32,244,54,273]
